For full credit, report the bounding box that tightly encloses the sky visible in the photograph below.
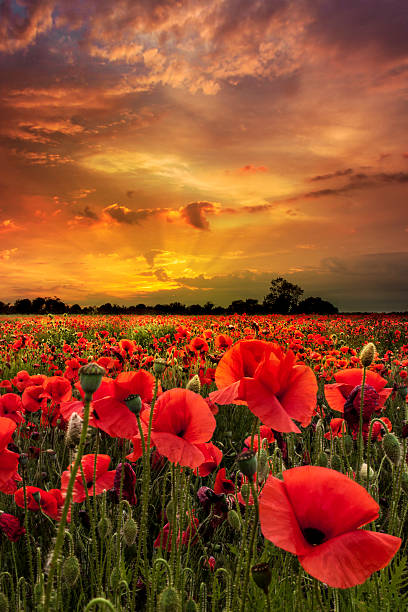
[0,0,408,312]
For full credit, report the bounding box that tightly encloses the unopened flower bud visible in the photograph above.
[78,362,105,395]
[382,433,401,465]
[65,412,83,448]
[400,471,408,495]
[97,516,111,539]
[158,586,181,612]
[330,454,342,472]
[62,555,80,587]
[0,592,9,612]
[186,374,201,394]
[359,463,375,481]
[123,517,138,546]
[238,449,257,481]
[184,598,198,612]
[342,434,353,455]
[359,343,376,367]
[257,447,269,482]
[227,509,241,531]
[110,566,121,589]
[18,453,28,467]
[240,483,250,502]
[317,451,328,467]
[251,562,272,594]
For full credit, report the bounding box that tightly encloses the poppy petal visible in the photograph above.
[279,366,317,426]
[324,383,348,413]
[151,432,205,468]
[259,475,310,556]
[209,381,243,406]
[283,466,379,538]
[299,530,401,588]
[240,378,301,433]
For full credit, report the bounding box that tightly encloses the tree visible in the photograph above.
[297,296,338,314]
[263,277,303,314]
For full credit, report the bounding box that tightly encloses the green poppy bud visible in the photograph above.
[0,593,9,612]
[400,471,408,495]
[359,342,376,367]
[123,517,138,546]
[382,433,401,465]
[342,434,353,455]
[317,451,328,467]
[330,454,342,472]
[62,555,80,587]
[186,374,201,394]
[97,516,111,539]
[158,586,181,612]
[227,509,241,531]
[184,598,198,612]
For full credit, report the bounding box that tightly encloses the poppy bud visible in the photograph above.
[330,454,342,472]
[124,394,142,415]
[342,434,353,455]
[383,433,401,465]
[110,567,121,589]
[32,490,41,505]
[400,471,408,495]
[65,412,83,448]
[153,358,167,376]
[97,516,111,539]
[359,463,375,481]
[257,447,269,483]
[227,509,241,531]
[186,375,201,394]
[238,449,257,481]
[78,362,105,395]
[62,555,80,587]
[240,483,250,503]
[158,586,181,612]
[317,451,328,467]
[251,562,272,594]
[0,592,9,612]
[184,598,198,612]
[359,343,376,367]
[123,517,138,546]
[18,453,28,467]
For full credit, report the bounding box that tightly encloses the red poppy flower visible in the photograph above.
[324,418,346,439]
[196,442,223,477]
[22,385,46,413]
[150,389,216,469]
[0,417,20,490]
[244,425,275,450]
[14,486,63,520]
[214,468,235,495]
[324,369,391,415]
[0,512,26,542]
[259,466,401,588]
[42,376,72,404]
[210,340,317,433]
[154,513,199,551]
[0,394,24,424]
[60,454,115,503]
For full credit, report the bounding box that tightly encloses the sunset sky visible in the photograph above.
[1,0,408,311]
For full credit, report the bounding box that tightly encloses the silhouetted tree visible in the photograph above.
[13,299,32,314]
[32,297,46,314]
[69,303,82,314]
[263,277,303,314]
[297,297,338,314]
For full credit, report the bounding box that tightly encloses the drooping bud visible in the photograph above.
[240,483,250,503]
[316,451,328,467]
[382,433,401,465]
[359,342,376,367]
[97,516,111,539]
[237,449,257,481]
[359,463,375,481]
[123,517,138,546]
[186,374,201,394]
[78,362,105,395]
[342,434,353,455]
[158,586,181,612]
[65,412,83,448]
[251,562,272,594]
[257,447,269,483]
[330,454,342,472]
[227,509,241,532]
[62,555,80,587]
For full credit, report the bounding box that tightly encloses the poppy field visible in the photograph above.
[0,313,408,611]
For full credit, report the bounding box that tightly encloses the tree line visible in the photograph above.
[0,278,339,315]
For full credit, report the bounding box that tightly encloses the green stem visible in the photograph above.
[239,478,259,612]
[43,392,92,612]
[356,367,367,483]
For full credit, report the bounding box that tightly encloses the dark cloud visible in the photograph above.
[309,168,354,182]
[103,203,159,224]
[76,205,98,220]
[144,249,164,266]
[154,267,169,282]
[179,201,218,230]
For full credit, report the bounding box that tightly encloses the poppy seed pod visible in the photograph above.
[124,394,142,415]
[186,374,201,394]
[251,562,272,594]
[158,586,181,612]
[317,451,328,467]
[78,362,105,395]
[238,449,257,480]
[359,343,376,367]
[382,433,401,465]
[227,509,241,531]
[153,358,167,376]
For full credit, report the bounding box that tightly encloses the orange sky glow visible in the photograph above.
[1,0,408,311]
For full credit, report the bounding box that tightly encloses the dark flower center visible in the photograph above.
[302,527,326,546]
[176,429,186,437]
